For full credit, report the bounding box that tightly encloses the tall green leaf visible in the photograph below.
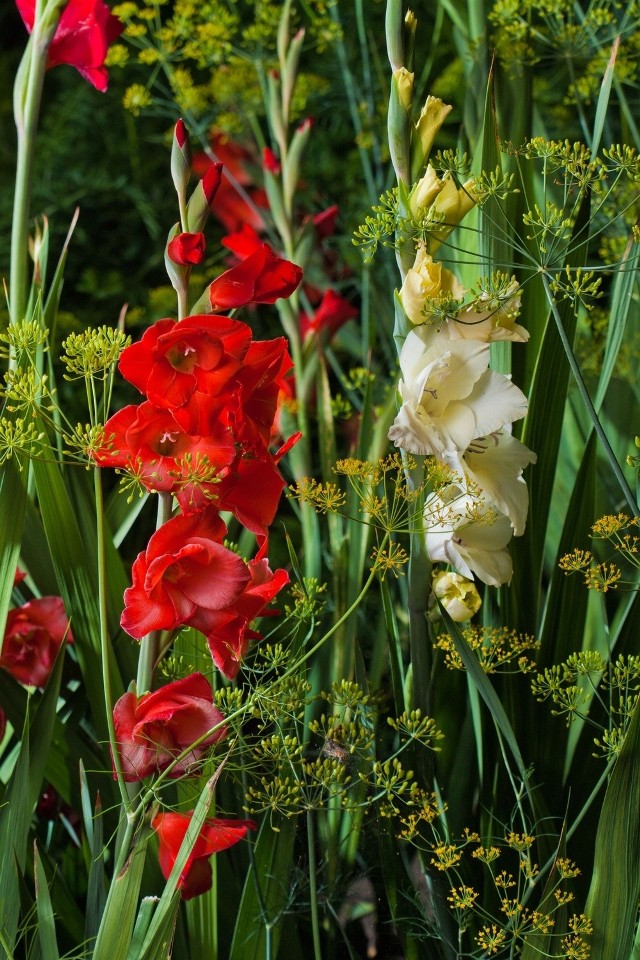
[31,451,124,742]
[34,844,60,960]
[0,461,27,654]
[91,822,152,960]
[585,695,640,960]
[229,816,297,960]
[0,652,64,960]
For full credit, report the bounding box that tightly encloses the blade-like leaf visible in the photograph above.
[0,460,27,654]
[438,604,528,787]
[229,815,297,960]
[91,821,152,960]
[34,843,60,960]
[0,651,64,960]
[585,695,640,960]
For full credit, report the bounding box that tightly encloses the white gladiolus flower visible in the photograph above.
[444,430,537,535]
[425,485,513,587]
[431,570,481,621]
[400,245,464,325]
[388,328,529,457]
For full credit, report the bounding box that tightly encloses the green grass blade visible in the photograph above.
[136,759,233,960]
[126,899,157,960]
[34,843,60,960]
[519,192,591,622]
[585,695,640,960]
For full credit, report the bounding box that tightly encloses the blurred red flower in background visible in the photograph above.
[1,597,72,687]
[300,289,358,340]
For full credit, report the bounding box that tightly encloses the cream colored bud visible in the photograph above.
[393,67,415,110]
[408,164,444,220]
[415,96,452,166]
[400,244,465,324]
[431,570,481,622]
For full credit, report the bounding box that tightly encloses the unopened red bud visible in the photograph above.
[174,118,189,149]
[263,147,281,175]
[171,118,192,206]
[167,231,206,266]
[202,162,223,204]
[298,117,314,132]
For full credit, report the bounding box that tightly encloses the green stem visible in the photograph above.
[541,273,638,514]
[94,467,131,811]
[136,492,173,693]
[10,42,47,333]
[306,811,323,960]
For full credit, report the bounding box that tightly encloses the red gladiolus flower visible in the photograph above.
[221,224,263,261]
[121,507,249,639]
[229,337,293,449]
[215,455,288,546]
[208,244,302,311]
[201,555,290,678]
[0,597,72,687]
[118,315,252,409]
[300,289,358,340]
[152,811,256,900]
[16,0,123,92]
[113,673,226,781]
[14,567,27,585]
[167,232,206,266]
[92,401,237,497]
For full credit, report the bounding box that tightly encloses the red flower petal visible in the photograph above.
[152,811,256,899]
